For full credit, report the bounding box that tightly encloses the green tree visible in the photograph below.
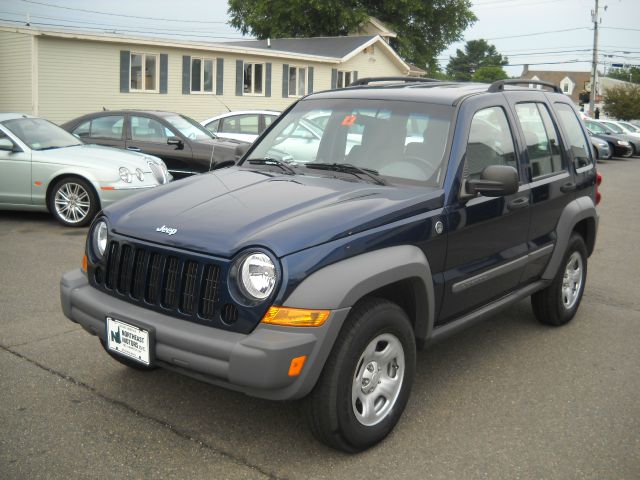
[227,0,476,70]
[472,65,508,83]
[607,67,640,84]
[603,85,640,120]
[446,39,508,81]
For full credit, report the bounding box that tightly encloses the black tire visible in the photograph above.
[48,176,99,227]
[531,233,588,326]
[306,298,416,452]
[99,338,157,371]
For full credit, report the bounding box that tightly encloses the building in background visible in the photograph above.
[0,25,410,124]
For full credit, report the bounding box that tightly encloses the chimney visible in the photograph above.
[522,64,529,76]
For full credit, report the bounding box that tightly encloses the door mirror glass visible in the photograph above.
[466,165,519,197]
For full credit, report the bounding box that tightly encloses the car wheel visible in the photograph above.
[306,298,416,452]
[99,338,157,371]
[48,177,99,227]
[531,233,588,326]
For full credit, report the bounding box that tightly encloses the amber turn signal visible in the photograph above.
[261,306,330,327]
[81,254,88,273]
[288,355,307,377]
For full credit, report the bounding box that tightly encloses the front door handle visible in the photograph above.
[126,146,141,152]
[507,197,529,211]
[560,182,576,193]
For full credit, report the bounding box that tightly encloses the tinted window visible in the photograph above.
[554,103,593,169]
[89,116,124,140]
[221,115,260,135]
[466,107,517,179]
[515,103,564,179]
[131,116,172,143]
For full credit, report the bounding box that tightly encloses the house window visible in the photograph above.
[191,58,215,93]
[337,71,355,88]
[244,62,264,95]
[563,83,569,93]
[130,53,158,92]
[288,66,307,96]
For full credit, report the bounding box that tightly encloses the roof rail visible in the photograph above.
[488,79,562,93]
[349,76,442,86]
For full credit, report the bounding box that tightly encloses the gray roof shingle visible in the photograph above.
[223,35,377,59]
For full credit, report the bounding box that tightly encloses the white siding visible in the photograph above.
[0,30,33,114]
[35,36,406,124]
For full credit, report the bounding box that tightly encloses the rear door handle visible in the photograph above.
[560,182,576,192]
[126,146,141,152]
[507,197,529,211]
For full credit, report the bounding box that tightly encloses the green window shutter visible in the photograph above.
[265,63,272,97]
[159,54,168,94]
[236,59,244,96]
[331,68,338,89]
[216,58,224,95]
[182,56,191,94]
[120,50,130,93]
[282,64,289,98]
[308,66,314,93]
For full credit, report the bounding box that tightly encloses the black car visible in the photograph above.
[62,110,249,177]
[61,78,600,453]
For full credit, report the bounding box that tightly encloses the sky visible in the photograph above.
[1,0,639,77]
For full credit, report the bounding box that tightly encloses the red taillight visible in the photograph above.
[595,172,602,205]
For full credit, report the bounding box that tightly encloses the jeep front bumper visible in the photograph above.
[60,269,349,400]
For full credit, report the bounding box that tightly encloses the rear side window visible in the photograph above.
[515,103,564,179]
[89,116,124,140]
[221,114,260,135]
[204,119,220,133]
[554,103,593,169]
[466,107,517,179]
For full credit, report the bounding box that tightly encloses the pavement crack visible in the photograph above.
[0,343,285,480]
[6,327,82,348]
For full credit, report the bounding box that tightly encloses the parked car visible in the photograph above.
[201,110,280,143]
[615,120,640,135]
[62,110,249,178]
[0,113,171,227]
[599,119,640,140]
[61,78,600,452]
[589,135,612,160]
[584,120,636,156]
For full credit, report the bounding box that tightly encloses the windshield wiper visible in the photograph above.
[246,158,296,175]
[305,163,386,186]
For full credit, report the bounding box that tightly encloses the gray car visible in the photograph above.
[0,113,171,227]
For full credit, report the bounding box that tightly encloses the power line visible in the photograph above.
[482,27,591,40]
[18,0,230,24]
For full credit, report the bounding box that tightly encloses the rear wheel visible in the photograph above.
[531,233,587,326]
[48,177,99,227]
[306,298,416,452]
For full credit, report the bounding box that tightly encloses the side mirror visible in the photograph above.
[0,137,17,152]
[466,165,519,197]
[167,136,183,148]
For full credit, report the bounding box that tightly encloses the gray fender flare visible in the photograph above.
[542,195,597,280]
[283,245,435,341]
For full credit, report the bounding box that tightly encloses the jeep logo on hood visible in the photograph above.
[156,225,177,236]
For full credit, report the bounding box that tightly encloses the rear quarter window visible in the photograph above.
[554,103,593,170]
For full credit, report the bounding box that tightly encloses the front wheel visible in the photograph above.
[531,233,588,326]
[306,298,416,452]
[48,177,99,227]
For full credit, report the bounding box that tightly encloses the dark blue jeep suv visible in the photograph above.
[61,78,600,452]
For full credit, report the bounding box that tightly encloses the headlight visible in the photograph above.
[617,140,630,146]
[135,168,144,181]
[147,158,168,184]
[237,253,277,300]
[92,219,108,259]
[119,167,132,183]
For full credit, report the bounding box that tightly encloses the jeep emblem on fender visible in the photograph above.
[156,225,177,235]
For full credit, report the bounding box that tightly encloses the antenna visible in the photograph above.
[208,143,215,171]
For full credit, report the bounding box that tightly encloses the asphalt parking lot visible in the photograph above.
[1,157,639,480]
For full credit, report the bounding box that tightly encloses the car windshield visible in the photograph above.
[2,118,82,150]
[602,121,623,134]
[164,114,214,141]
[246,98,453,186]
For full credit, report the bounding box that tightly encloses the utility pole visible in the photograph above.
[589,0,600,114]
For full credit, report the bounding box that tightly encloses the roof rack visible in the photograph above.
[349,76,442,86]
[488,79,562,93]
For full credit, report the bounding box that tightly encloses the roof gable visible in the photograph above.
[223,35,377,59]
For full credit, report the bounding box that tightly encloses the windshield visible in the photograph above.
[246,98,453,186]
[164,114,215,141]
[2,118,82,150]
[602,121,623,134]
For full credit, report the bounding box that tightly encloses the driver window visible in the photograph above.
[131,116,170,143]
[466,107,517,180]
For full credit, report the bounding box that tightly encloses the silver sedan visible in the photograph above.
[0,113,171,227]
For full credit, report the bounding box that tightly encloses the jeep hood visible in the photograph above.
[105,167,444,258]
